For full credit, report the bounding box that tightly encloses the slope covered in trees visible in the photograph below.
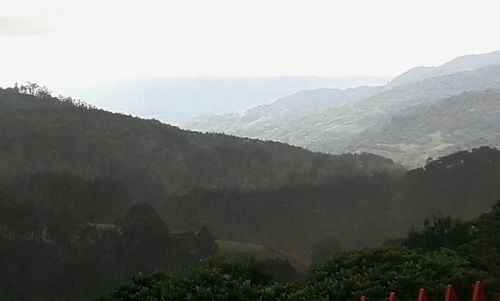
[2,86,500,300]
[0,183,219,301]
[0,86,400,201]
[163,146,500,255]
[339,89,500,165]
[0,85,402,300]
[1,85,500,256]
[101,202,500,301]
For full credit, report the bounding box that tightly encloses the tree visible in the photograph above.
[15,82,52,99]
[405,217,473,251]
[98,248,484,301]
[304,247,484,301]
[195,226,219,257]
[97,257,275,301]
[118,202,171,272]
[45,205,78,244]
[0,191,40,240]
[259,258,297,283]
[403,203,500,282]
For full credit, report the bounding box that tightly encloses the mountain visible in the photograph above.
[185,85,382,134]
[308,66,500,156]
[348,89,500,165]
[63,76,389,125]
[387,50,500,88]
[3,86,500,301]
[162,146,500,254]
[0,86,400,202]
[7,84,500,253]
[184,52,500,166]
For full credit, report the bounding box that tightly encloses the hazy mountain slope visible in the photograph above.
[387,50,500,88]
[185,85,382,134]
[348,89,500,166]
[306,65,500,154]
[184,51,500,167]
[66,76,389,125]
[0,87,400,201]
[185,65,500,166]
[184,50,500,136]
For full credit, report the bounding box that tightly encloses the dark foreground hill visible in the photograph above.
[162,146,500,256]
[0,87,400,202]
[0,86,402,300]
[101,202,500,301]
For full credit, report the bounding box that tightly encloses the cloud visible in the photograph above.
[0,17,50,35]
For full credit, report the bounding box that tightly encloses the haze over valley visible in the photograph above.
[61,75,389,124]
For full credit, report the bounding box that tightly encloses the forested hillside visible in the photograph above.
[350,89,500,166]
[163,146,500,255]
[101,203,500,301]
[2,86,500,301]
[0,86,399,201]
[0,86,400,300]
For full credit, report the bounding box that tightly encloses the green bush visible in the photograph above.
[100,247,483,301]
[303,247,484,301]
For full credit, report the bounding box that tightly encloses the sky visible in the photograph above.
[2,0,500,91]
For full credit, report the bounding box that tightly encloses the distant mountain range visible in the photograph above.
[184,51,500,166]
[387,50,500,88]
[63,76,389,125]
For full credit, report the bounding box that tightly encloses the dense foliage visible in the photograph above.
[405,203,500,286]
[163,146,500,254]
[0,86,399,200]
[102,203,500,301]
[97,257,276,301]
[100,247,484,301]
[0,182,218,301]
[304,247,483,301]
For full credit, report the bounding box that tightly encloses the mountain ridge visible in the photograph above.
[0,86,402,201]
[66,75,390,125]
[184,51,500,166]
[387,50,500,88]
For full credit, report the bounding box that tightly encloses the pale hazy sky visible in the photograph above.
[2,0,500,90]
